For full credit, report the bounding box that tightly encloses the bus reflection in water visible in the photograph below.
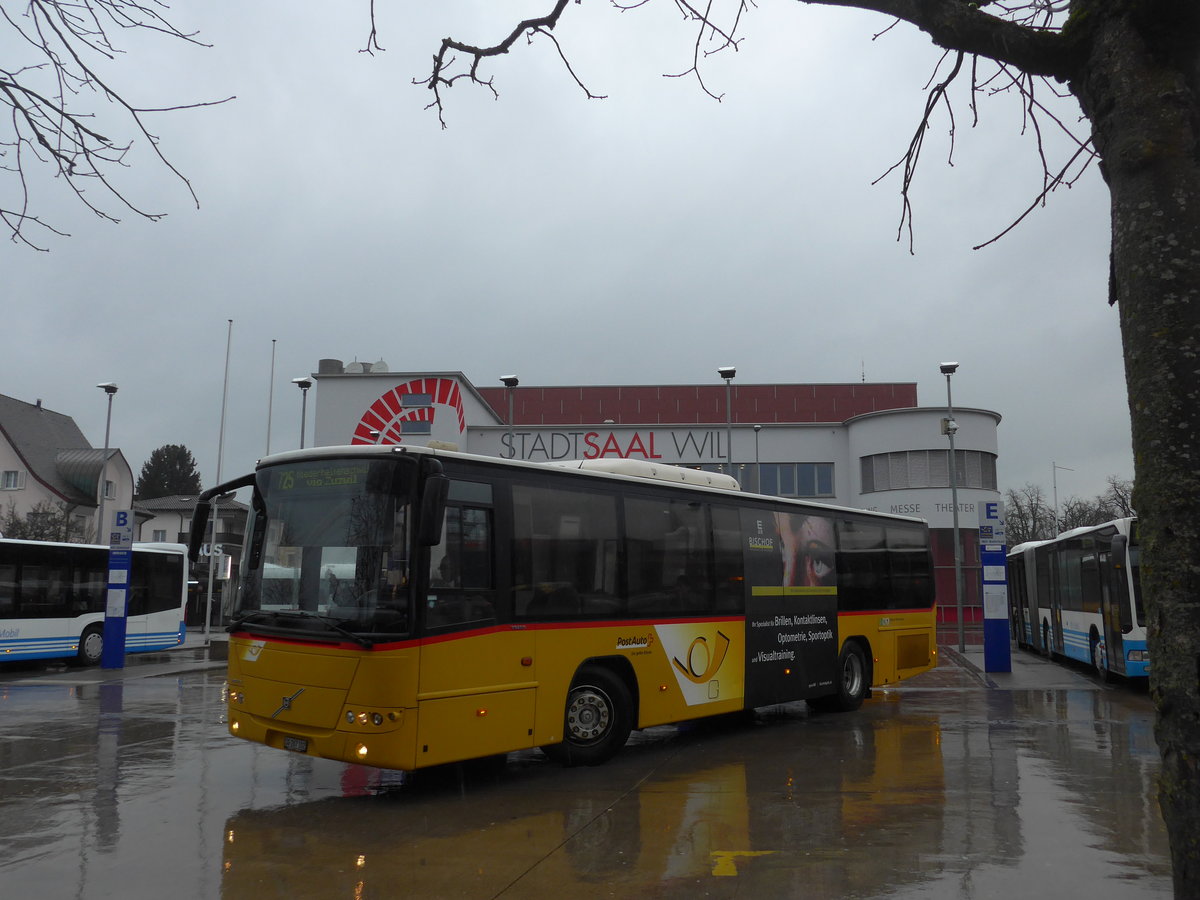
[219,716,947,896]
[190,447,938,772]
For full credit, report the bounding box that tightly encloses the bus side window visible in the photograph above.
[427,479,496,630]
[835,520,888,611]
[0,564,15,616]
[711,505,745,612]
[512,483,620,619]
[887,524,932,609]
[625,496,711,616]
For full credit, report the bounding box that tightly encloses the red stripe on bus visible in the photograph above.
[836,608,934,617]
[231,609,929,654]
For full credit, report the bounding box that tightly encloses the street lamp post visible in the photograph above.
[95,382,118,542]
[292,377,312,449]
[266,339,277,455]
[753,424,762,493]
[501,376,519,459]
[1051,461,1073,536]
[718,366,736,477]
[940,362,965,652]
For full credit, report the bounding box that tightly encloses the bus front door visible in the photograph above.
[1101,547,1128,677]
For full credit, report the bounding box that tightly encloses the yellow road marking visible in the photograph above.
[711,850,775,876]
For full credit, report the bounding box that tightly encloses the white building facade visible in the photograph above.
[307,362,1001,640]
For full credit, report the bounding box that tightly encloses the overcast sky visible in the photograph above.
[3,2,1129,506]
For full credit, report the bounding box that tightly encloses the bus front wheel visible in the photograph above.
[550,667,633,767]
[810,642,869,713]
[1090,631,1112,683]
[75,625,104,667]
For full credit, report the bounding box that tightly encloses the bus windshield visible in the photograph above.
[235,457,415,639]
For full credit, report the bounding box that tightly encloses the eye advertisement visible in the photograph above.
[741,509,838,707]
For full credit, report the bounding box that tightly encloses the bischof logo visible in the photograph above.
[271,688,305,719]
[672,630,732,684]
[616,633,655,651]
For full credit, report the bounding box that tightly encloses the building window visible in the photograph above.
[860,449,997,493]
[756,463,835,498]
[152,529,168,542]
[401,420,432,435]
[697,462,833,497]
[104,480,116,500]
[401,393,432,408]
[2,470,24,490]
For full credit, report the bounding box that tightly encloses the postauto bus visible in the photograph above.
[190,445,937,770]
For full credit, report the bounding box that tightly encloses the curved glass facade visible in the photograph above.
[860,449,997,493]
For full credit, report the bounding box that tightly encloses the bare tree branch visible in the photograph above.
[401,0,1093,251]
[414,0,593,128]
[872,50,964,253]
[800,0,1078,78]
[1,0,228,249]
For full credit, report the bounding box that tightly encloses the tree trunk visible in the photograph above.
[1070,8,1200,894]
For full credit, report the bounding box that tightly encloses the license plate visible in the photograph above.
[283,736,308,753]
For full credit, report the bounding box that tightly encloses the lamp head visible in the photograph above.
[96,382,118,395]
[939,362,959,376]
[500,375,519,388]
[717,366,736,380]
[292,377,312,391]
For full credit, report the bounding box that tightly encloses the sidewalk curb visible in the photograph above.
[939,644,1000,689]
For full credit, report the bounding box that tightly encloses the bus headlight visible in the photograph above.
[222,683,245,705]
[1127,650,1147,662]
[344,709,392,728]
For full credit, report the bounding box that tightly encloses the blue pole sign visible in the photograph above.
[979,500,1011,672]
[101,508,134,669]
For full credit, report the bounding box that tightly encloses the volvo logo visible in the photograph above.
[271,688,306,719]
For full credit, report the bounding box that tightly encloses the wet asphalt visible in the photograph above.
[0,639,1171,899]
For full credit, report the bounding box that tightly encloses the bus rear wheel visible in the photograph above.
[75,625,104,667]
[549,666,633,767]
[810,642,868,713]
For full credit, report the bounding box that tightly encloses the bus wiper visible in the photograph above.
[228,611,274,629]
[268,610,375,648]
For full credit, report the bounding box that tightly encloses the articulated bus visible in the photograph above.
[0,539,189,665]
[190,445,937,771]
[1007,517,1148,679]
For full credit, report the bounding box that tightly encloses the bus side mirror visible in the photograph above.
[187,473,256,563]
[1111,534,1128,571]
[246,509,267,571]
[188,500,210,563]
[418,474,449,547]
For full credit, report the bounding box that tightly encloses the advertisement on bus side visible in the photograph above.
[741,509,838,707]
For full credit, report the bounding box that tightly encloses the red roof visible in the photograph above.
[475,383,917,426]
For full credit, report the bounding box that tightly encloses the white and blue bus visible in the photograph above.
[1007,517,1148,679]
[0,538,189,665]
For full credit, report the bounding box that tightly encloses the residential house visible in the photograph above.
[0,393,133,541]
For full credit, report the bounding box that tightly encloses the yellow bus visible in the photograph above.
[190,445,936,771]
